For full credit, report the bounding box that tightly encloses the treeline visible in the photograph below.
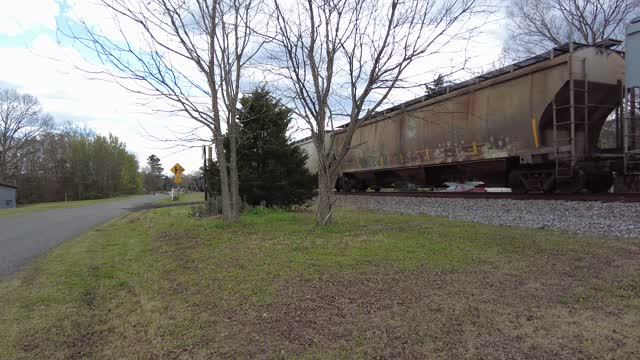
[1,87,142,203]
[15,125,142,203]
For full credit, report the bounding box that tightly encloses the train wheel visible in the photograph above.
[508,171,526,194]
[342,181,353,193]
[556,168,586,194]
[542,174,556,194]
[342,177,363,192]
[336,177,350,192]
[585,174,613,194]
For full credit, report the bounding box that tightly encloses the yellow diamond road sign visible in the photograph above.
[170,163,185,176]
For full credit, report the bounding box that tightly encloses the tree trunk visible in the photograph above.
[228,122,241,216]
[212,129,238,222]
[316,167,337,226]
[0,149,7,181]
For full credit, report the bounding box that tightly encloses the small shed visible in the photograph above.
[0,182,17,209]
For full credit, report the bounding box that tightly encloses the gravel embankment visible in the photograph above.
[335,195,640,238]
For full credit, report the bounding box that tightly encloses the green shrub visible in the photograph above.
[190,196,253,218]
[190,196,222,217]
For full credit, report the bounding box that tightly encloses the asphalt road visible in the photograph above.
[0,195,162,277]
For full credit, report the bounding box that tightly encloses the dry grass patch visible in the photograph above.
[0,207,638,359]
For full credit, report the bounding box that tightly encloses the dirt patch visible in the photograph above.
[219,246,640,358]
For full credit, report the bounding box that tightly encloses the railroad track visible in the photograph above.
[335,191,640,203]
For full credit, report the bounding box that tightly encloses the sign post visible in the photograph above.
[170,163,185,200]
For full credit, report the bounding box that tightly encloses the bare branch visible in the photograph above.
[0,88,53,181]
[60,0,266,222]
[271,0,487,224]
[502,0,640,61]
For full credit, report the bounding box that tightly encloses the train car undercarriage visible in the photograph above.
[336,156,623,194]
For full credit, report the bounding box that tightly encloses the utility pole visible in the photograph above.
[202,145,208,201]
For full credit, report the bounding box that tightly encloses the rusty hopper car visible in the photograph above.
[298,41,629,193]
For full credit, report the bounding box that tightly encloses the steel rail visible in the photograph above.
[335,192,640,203]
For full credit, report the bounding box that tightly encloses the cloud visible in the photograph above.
[0,33,208,175]
[0,0,60,35]
[0,0,507,175]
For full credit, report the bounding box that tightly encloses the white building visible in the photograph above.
[0,182,17,209]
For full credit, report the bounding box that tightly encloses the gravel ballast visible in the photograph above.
[335,195,640,238]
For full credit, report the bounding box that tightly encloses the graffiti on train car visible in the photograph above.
[345,135,516,171]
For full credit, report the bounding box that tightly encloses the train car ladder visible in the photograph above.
[624,87,640,174]
[552,46,589,179]
[552,97,574,178]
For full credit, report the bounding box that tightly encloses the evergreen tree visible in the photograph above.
[144,154,164,191]
[204,88,316,207]
[237,88,316,206]
[147,154,163,174]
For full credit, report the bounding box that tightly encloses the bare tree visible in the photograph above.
[0,88,52,182]
[61,0,263,222]
[271,0,485,225]
[503,0,640,60]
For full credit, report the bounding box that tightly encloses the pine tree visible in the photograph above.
[145,154,164,191]
[205,88,316,207]
[147,154,163,175]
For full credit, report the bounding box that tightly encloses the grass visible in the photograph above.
[0,195,140,217]
[153,191,204,204]
[1,206,639,358]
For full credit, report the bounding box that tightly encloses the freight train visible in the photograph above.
[298,40,640,193]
